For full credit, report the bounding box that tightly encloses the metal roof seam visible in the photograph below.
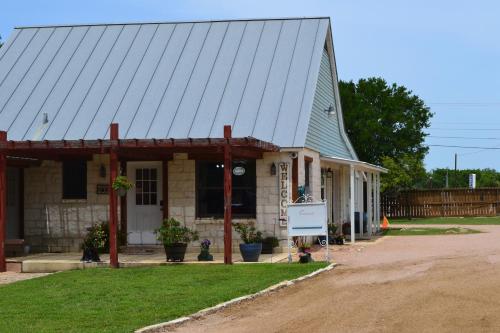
[20,26,91,140]
[165,23,213,138]
[230,21,266,130]
[0,29,40,92]
[292,19,321,146]
[63,25,126,139]
[41,26,108,140]
[144,23,195,138]
[270,20,303,143]
[7,27,73,133]
[123,25,177,138]
[106,24,161,138]
[0,29,21,64]
[207,22,248,137]
[0,28,56,118]
[249,21,284,136]
[82,25,142,140]
[186,22,231,138]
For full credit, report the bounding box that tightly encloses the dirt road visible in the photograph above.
[168,225,500,333]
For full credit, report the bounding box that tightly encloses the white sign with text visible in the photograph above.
[287,202,328,237]
[279,162,290,227]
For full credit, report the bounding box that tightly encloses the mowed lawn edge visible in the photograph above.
[388,216,500,225]
[0,263,327,333]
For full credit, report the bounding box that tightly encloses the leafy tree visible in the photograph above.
[339,78,433,192]
[425,168,500,188]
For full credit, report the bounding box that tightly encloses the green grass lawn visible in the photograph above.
[382,227,481,236]
[389,216,500,225]
[0,263,326,333]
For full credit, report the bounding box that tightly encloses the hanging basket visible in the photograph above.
[116,188,127,197]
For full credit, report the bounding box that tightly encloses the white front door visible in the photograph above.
[127,162,163,245]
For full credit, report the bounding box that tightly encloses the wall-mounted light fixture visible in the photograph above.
[99,164,106,178]
[270,162,277,176]
[324,104,335,116]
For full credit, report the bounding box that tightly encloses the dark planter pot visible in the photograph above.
[261,242,274,254]
[198,248,213,261]
[239,243,262,262]
[335,237,345,245]
[116,188,127,197]
[164,243,188,262]
[81,247,100,262]
[299,252,312,264]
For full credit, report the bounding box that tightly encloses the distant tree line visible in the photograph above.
[423,168,500,189]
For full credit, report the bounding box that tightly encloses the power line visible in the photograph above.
[427,144,500,149]
[428,128,500,131]
[428,135,500,140]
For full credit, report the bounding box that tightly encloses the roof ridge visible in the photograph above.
[14,17,330,30]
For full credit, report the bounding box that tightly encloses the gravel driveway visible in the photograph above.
[167,225,500,333]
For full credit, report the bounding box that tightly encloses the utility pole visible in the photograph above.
[454,153,458,188]
[445,170,449,188]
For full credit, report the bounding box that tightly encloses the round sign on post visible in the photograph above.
[233,166,245,176]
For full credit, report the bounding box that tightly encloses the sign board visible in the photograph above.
[287,202,329,262]
[287,202,328,236]
[469,174,476,189]
[279,162,290,227]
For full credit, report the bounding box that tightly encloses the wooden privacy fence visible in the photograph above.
[381,188,500,218]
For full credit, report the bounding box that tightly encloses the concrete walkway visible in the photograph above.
[7,251,290,273]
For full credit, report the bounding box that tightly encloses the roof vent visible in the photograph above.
[324,104,335,116]
[42,113,49,124]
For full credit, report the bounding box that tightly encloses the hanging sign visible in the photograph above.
[233,166,246,176]
[279,162,290,227]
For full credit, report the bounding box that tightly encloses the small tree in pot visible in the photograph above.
[261,236,279,254]
[155,218,198,262]
[233,222,263,262]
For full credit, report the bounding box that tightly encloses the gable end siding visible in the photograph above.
[305,48,354,159]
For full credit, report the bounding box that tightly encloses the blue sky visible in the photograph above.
[1,0,499,171]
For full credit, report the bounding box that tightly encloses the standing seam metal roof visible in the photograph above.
[0,17,330,148]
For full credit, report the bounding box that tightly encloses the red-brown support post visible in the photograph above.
[109,124,119,268]
[223,125,232,265]
[0,131,6,272]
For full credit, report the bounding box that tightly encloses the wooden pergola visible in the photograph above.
[0,124,279,271]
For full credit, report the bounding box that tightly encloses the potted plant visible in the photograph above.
[298,242,313,263]
[233,222,263,262]
[155,218,199,262]
[81,223,109,262]
[261,236,279,254]
[112,175,133,197]
[197,239,214,261]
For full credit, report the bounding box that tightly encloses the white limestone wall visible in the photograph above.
[24,155,112,252]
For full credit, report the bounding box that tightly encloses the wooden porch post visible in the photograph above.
[0,131,6,272]
[223,125,232,265]
[109,124,119,268]
[350,165,355,244]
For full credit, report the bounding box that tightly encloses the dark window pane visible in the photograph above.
[151,193,157,205]
[151,181,157,193]
[143,193,150,205]
[196,160,256,218]
[150,168,157,180]
[143,169,150,180]
[143,181,150,193]
[136,181,143,193]
[62,160,87,199]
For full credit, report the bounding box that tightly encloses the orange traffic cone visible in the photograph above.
[382,216,390,229]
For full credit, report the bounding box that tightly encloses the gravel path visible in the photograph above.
[167,225,500,333]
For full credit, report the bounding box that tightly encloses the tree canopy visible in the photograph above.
[339,77,433,192]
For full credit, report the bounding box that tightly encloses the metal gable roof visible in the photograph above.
[0,17,329,146]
